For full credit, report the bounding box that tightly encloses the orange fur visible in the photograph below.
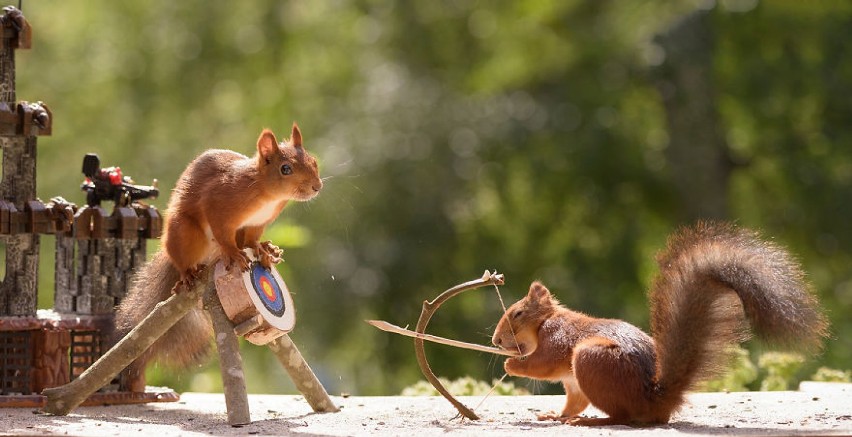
[492,222,828,426]
[162,123,322,279]
[114,123,322,389]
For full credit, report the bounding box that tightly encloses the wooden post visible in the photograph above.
[41,268,212,415]
[203,284,251,426]
[268,334,338,413]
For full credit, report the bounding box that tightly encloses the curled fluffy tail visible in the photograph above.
[114,251,212,372]
[650,222,828,412]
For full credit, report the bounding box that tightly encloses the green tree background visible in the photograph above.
[11,0,850,395]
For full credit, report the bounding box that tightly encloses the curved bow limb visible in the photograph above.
[413,270,505,420]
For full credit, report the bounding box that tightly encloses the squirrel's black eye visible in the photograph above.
[280,164,293,175]
[512,310,523,319]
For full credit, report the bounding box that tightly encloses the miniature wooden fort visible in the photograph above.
[0,6,174,407]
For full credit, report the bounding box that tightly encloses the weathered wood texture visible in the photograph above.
[268,334,339,413]
[204,284,251,425]
[41,269,212,415]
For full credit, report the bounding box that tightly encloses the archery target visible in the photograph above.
[240,250,296,332]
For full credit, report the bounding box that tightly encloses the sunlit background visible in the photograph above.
[8,0,851,395]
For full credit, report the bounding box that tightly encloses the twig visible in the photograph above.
[42,268,213,415]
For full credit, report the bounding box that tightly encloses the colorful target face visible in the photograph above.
[238,249,296,332]
[249,262,286,317]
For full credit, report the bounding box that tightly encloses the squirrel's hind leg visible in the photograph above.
[570,336,658,426]
[537,374,590,422]
[164,218,213,292]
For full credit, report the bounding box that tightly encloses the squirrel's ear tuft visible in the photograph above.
[528,281,551,300]
[257,129,279,163]
[291,122,303,148]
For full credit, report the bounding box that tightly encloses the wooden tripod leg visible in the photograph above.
[268,335,338,413]
[203,284,251,426]
[42,268,212,416]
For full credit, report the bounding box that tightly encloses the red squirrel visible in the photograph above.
[492,222,828,426]
[114,123,321,391]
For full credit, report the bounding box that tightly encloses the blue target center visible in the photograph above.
[249,263,286,317]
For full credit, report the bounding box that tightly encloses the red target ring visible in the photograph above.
[250,262,286,317]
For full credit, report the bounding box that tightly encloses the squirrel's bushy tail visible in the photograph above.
[649,221,828,413]
[114,251,212,374]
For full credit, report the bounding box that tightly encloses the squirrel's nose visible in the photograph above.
[312,180,323,192]
[493,336,502,347]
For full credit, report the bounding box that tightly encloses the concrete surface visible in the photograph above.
[2,383,850,436]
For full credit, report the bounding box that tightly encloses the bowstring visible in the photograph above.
[492,278,522,357]
[473,372,509,412]
[473,274,523,413]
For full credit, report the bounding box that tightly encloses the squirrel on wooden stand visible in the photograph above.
[492,221,828,426]
[114,123,322,392]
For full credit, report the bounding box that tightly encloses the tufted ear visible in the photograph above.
[527,281,551,301]
[257,129,279,163]
[291,122,303,148]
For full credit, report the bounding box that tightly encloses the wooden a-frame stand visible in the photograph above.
[41,266,338,425]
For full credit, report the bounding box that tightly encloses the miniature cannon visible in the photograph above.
[80,153,159,207]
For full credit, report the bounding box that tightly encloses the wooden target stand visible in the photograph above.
[214,257,296,344]
[42,250,338,425]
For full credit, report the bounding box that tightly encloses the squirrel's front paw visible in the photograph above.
[504,357,528,376]
[255,241,283,269]
[173,264,206,293]
[223,249,251,272]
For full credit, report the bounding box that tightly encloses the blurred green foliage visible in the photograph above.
[700,347,850,392]
[8,0,849,395]
[401,376,529,396]
[757,352,805,391]
[811,367,852,383]
[699,347,758,392]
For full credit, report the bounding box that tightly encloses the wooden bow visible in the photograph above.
[367,270,517,420]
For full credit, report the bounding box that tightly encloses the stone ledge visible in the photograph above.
[4,384,851,436]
